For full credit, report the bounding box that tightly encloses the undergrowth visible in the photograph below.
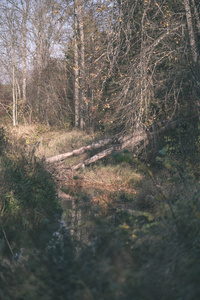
[0,127,61,260]
[1,126,200,299]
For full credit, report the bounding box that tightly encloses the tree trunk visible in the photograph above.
[74,0,79,127]
[79,1,85,129]
[22,0,29,103]
[183,0,198,64]
[191,0,200,33]
[71,146,115,170]
[12,64,17,126]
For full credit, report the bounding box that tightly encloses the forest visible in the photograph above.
[0,0,200,299]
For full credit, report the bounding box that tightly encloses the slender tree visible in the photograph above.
[79,1,85,129]
[20,0,30,104]
[183,0,198,64]
[74,0,80,127]
[0,2,21,125]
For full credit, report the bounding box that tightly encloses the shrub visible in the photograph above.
[0,127,8,155]
[1,154,61,229]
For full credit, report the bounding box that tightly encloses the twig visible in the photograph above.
[2,226,14,257]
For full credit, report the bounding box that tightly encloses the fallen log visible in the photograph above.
[44,118,195,177]
[46,130,148,164]
[71,146,116,171]
[69,131,148,171]
[45,137,115,163]
[46,117,193,165]
[46,130,148,167]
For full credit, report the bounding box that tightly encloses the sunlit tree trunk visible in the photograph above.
[21,0,29,104]
[74,0,79,127]
[79,1,85,129]
[12,65,18,126]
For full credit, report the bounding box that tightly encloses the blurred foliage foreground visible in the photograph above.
[1,127,200,300]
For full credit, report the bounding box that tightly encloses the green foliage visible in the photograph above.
[163,119,200,157]
[1,154,61,229]
[111,149,132,164]
[0,127,8,155]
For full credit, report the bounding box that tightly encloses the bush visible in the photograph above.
[0,145,62,260]
[0,127,8,155]
[1,154,61,228]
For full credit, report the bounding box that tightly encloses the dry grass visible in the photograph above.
[36,128,95,158]
[80,163,142,187]
[5,124,96,159]
[62,162,143,210]
[8,124,40,138]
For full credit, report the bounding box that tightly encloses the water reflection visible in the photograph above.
[61,198,94,246]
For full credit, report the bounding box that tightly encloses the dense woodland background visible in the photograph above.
[1,0,200,299]
[0,0,199,136]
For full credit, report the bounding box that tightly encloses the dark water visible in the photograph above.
[61,198,96,245]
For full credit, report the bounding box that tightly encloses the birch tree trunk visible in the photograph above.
[79,1,85,129]
[12,65,17,126]
[74,0,79,127]
[11,25,18,126]
[21,0,29,103]
[183,0,198,64]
